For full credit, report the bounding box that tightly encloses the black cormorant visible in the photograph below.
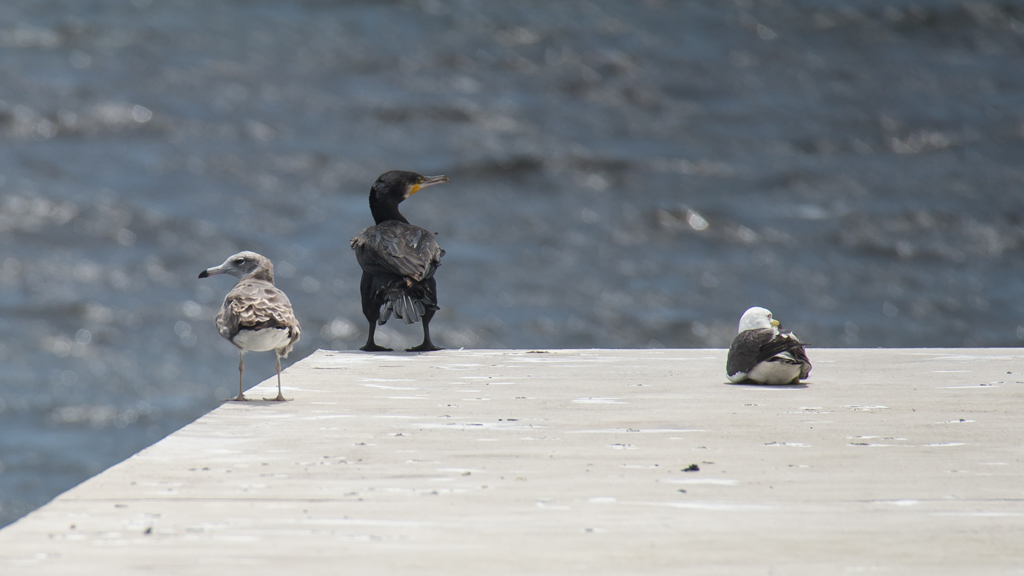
[350,170,449,352]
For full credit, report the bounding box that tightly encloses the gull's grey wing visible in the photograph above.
[727,328,775,379]
[756,331,812,379]
[779,332,812,379]
[755,332,804,363]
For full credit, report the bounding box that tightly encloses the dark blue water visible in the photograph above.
[1,0,1022,527]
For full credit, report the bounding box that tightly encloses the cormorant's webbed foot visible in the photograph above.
[360,343,393,352]
[406,343,443,352]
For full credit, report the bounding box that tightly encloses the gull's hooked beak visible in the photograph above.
[770,319,780,328]
[409,174,450,196]
[198,264,227,279]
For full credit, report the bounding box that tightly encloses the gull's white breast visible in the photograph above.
[747,359,802,385]
[233,327,290,352]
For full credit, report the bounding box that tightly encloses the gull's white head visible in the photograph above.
[737,306,780,333]
[198,251,274,283]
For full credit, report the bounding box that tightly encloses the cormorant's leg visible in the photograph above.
[407,307,442,352]
[359,272,392,352]
[266,353,287,401]
[360,320,393,352]
[226,351,248,402]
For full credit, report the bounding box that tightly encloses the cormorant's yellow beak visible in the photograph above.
[409,174,450,196]
[770,319,780,328]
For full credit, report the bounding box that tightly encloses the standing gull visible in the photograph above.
[351,170,449,352]
[726,306,811,385]
[198,251,301,401]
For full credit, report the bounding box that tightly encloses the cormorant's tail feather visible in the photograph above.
[377,283,437,326]
[379,294,425,325]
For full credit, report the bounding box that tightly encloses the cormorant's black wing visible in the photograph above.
[350,220,444,281]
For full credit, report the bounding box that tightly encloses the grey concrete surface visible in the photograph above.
[1,348,1023,575]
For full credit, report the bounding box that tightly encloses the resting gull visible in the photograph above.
[726,306,811,385]
[198,251,301,401]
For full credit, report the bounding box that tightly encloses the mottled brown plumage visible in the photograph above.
[199,251,300,401]
[216,279,301,355]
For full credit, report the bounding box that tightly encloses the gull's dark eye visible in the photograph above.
[234,258,245,265]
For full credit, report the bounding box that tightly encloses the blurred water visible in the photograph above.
[1,0,1023,527]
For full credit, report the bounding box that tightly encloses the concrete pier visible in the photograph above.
[1,348,1022,575]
